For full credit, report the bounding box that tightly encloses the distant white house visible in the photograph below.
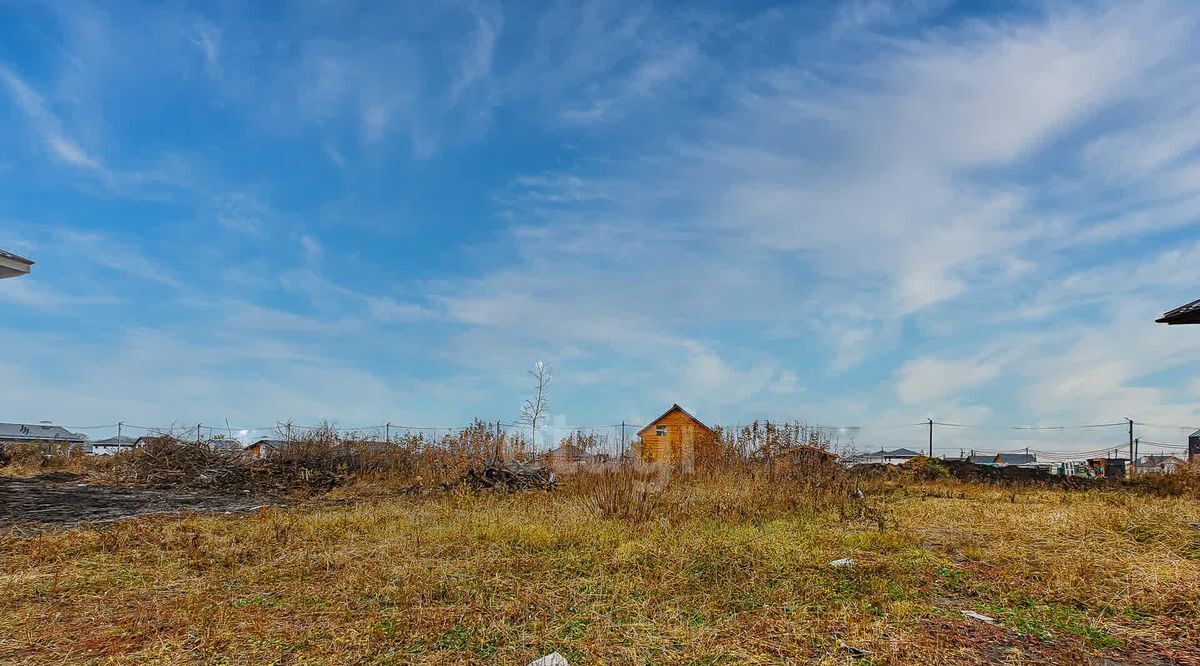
[91,436,137,455]
[1137,454,1187,473]
[847,447,922,465]
[0,249,33,279]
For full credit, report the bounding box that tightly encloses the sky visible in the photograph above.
[3,0,1200,455]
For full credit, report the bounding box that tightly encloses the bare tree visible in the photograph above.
[519,361,551,453]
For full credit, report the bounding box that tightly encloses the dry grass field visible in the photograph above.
[2,468,1199,665]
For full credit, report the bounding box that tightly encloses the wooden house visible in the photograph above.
[244,438,287,459]
[635,404,716,471]
[777,444,837,465]
[545,442,594,464]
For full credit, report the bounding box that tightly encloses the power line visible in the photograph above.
[1133,422,1200,431]
[36,417,1182,435]
[1135,439,1189,450]
[932,421,1125,430]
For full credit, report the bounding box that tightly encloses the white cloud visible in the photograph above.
[0,65,106,174]
[6,0,1200,447]
[322,140,346,169]
[215,193,268,236]
[1017,305,1200,427]
[52,229,181,288]
[360,102,391,145]
[192,20,221,71]
[451,2,1182,383]
[831,0,952,35]
[896,357,1001,405]
[0,326,413,427]
[0,279,117,310]
[558,44,699,125]
[365,296,428,322]
[428,0,1200,440]
[299,235,323,262]
[45,134,101,170]
[444,5,501,108]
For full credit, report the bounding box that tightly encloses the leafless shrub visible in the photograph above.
[1131,460,1200,497]
[557,430,607,454]
[1,440,90,476]
[576,464,667,523]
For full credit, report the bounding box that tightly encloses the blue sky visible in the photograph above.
[4,0,1200,453]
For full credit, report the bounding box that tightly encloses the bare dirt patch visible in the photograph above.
[0,473,270,529]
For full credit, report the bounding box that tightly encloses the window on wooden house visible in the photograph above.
[656,425,667,437]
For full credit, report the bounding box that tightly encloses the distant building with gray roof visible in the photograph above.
[966,452,1038,466]
[0,422,87,454]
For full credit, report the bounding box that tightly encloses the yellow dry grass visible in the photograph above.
[1,478,1198,665]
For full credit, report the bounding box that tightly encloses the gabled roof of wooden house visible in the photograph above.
[636,404,715,436]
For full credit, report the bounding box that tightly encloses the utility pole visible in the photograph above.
[927,418,933,457]
[196,423,202,446]
[1134,437,1140,475]
[1127,418,1134,467]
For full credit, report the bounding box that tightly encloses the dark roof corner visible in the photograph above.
[1157,298,1200,325]
[0,249,33,278]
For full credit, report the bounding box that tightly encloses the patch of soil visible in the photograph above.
[921,615,1198,666]
[31,471,84,483]
[0,475,271,529]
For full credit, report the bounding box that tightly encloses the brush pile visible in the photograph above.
[102,438,249,489]
[95,428,550,496]
[462,460,556,492]
[941,459,1105,487]
[97,437,342,494]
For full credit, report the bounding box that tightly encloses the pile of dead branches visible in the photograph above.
[462,460,556,492]
[98,437,349,494]
[941,460,1107,488]
[98,437,252,490]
